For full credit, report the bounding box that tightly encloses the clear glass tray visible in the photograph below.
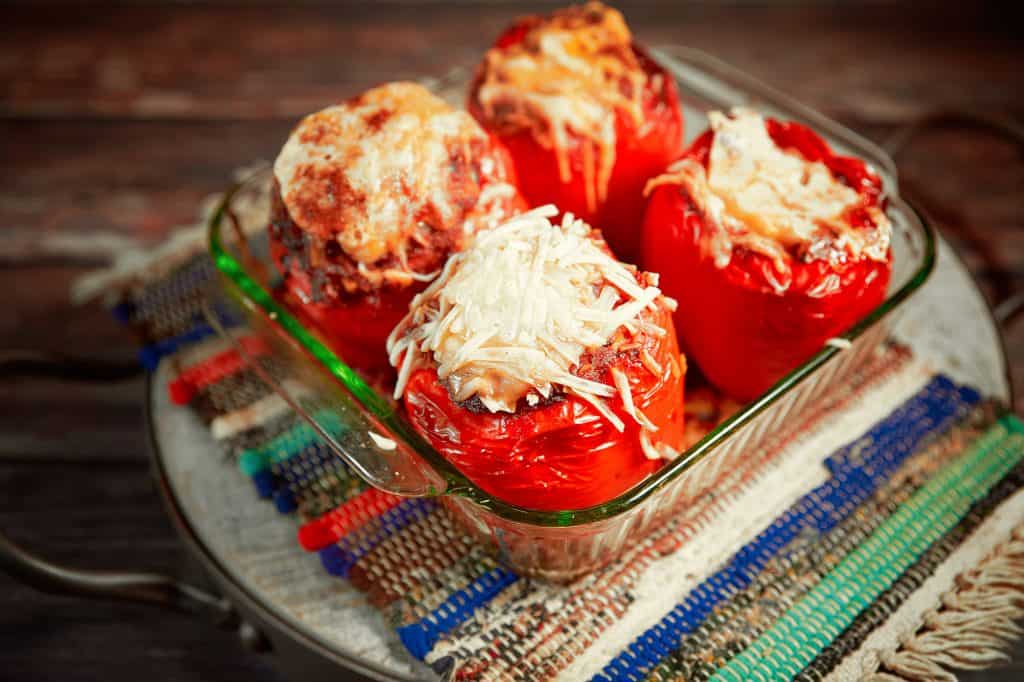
[206,46,935,581]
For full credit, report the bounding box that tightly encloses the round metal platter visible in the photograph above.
[147,236,1012,681]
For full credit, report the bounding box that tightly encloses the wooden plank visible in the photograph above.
[0,120,289,259]
[0,461,286,681]
[2,2,1023,123]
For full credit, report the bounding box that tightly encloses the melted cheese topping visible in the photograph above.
[475,2,648,213]
[387,205,674,429]
[274,82,509,273]
[646,109,891,291]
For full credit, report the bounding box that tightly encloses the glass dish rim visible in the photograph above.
[207,72,936,531]
[209,171,935,526]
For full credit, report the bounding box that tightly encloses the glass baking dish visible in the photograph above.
[205,46,935,582]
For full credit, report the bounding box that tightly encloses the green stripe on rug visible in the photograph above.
[239,408,346,475]
[709,414,1024,682]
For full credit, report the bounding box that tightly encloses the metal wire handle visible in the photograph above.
[995,292,1024,330]
[883,108,1024,381]
[0,352,257,643]
[0,531,234,623]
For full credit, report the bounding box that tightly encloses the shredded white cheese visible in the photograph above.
[639,429,674,461]
[387,205,673,432]
[610,367,657,432]
[475,2,647,214]
[825,337,853,350]
[646,108,892,290]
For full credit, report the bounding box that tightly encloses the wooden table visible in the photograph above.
[2,2,1021,680]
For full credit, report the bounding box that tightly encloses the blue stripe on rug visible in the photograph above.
[139,324,220,370]
[136,304,243,370]
[592,375,979,682]
[250,470,276,499]
[264,441,342,511]
[398,566,520,660]
[318,498,436,578]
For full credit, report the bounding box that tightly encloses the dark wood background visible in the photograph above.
[1,2,1022,680]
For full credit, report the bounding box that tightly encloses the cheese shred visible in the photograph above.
[475,2,648,214]
[387,205,674,435]
[644,108,892,291]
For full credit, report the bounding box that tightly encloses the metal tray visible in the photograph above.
[1,45,1016,682]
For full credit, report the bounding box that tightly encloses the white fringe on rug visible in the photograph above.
[826,488,1024,681]
[870,525,1024,681]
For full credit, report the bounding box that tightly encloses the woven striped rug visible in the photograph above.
[100,245,1024,681]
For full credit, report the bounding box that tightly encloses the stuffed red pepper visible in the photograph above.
[643,108,893,401]
[270,82,525,374]
[467,1,684,264]
[387,205,685,511]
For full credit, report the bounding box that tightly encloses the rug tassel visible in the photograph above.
[869,526,1024,681]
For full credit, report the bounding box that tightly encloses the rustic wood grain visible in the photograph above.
[0,2,1021,680]
[2,3,1022,123]
[0,119,289,257]
[1,460,286,682]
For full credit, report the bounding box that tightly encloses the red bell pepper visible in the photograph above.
[269,146,525,376]
[642,119,892,402]
[467,5,684,265]
[400,306,686,511]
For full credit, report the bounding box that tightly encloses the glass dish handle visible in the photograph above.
[202,302,451,499]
